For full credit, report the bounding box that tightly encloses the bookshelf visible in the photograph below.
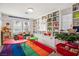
[46,11,60,36]
[73,3,79,32]
[47,17,52,32]
[52,11,59,35]
[32,20,38,33]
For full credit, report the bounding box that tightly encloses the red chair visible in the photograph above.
[44,32,51,36]
[48,32,51,36]
[17,35,24,40]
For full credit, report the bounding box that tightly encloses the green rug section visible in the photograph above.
[21,43,39,56]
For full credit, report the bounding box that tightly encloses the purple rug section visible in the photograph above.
[0,45,12,56]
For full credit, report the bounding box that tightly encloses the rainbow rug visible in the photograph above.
[0,40,55,56]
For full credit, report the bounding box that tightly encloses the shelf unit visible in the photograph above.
[32,20,38,33]
[73,3,79,32]
[45,10,60,36]
[52,11,59,35]
[47,16,53,32]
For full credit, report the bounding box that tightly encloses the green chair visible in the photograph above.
[30,36,38,40]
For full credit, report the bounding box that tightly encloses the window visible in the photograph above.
[13,20,22,34]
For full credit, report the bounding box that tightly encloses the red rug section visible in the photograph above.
[31,40,54,53]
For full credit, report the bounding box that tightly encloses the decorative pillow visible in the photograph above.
[69,48,75,53]
[64,46,70,50]
[74,49,79,53]
[70,48,79,54]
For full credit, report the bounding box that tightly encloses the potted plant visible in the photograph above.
[55,33,68,40]
[55,33,78,42]
[66,35,77,42]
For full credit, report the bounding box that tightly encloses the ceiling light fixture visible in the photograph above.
[27,8,34,13]
[25,8,34,14]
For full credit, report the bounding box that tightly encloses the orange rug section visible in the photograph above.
[26,40,49,56]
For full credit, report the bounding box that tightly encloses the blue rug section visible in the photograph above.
[11,44,25,56]
[0,45,12,56]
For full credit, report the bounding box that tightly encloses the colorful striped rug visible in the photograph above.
[0,40,54,56]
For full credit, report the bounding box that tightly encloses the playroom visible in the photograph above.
[0,3,79,56]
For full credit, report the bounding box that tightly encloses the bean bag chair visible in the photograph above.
[30,36,38,40]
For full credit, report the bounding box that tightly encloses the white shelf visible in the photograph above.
[73,3,79,29]
[73,10,79,12]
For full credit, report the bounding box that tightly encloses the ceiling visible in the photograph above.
[0,3,73,19]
